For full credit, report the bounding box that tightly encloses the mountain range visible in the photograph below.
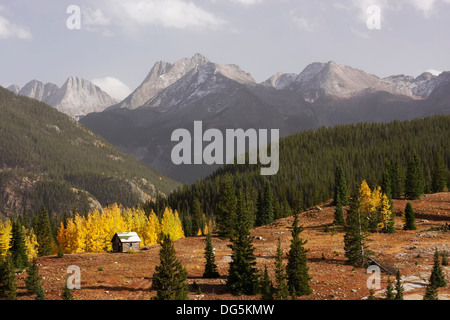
[0,86,178,216]
[8,76,118,120]
[76,54,450,184]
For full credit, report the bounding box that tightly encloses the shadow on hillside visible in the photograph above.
[415,212,450,222]
[188,282,229,296]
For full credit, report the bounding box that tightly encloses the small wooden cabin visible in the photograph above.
[111,232,141,253]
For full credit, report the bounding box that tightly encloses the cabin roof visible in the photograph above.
[112,232,141,243]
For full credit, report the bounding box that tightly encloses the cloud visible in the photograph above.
[83,0,226,35]
[290,10,314,32]
[0,11,32,40]
[230,0,264,6]
[91,77,132,100]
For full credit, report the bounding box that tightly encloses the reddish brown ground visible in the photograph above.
[13,192,450,300]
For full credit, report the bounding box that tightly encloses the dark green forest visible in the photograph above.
[0,87,179,217]
[156,115,450,236]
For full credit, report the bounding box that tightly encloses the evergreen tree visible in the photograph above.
[9,220,30,270]
[442,250,449,266]
[192,198,206,236]
[333,193,345,226]
[403,202,416,231]
[227,192,258,296]
[423,283,438,300]
[0,255,17,300]
[334,166,349,206]
[152,234,189,300]
[260,265,274,300]
[286,213,311,297]
[62,282,74,300]
[344,192,371,267]
[390,160,405,199]
[394,269,404,300]
[381,161,393,199]
[431,155,448,193]
[256,180,274,227]
[429,248,447,288]
[274,238,289,300]
[35,283,45,300]
[385,277,394,300]
[25,259,43,297]
[216,174,237,239]
[203,232,220,279]
[34,206,54,257]
[405,156,424,200]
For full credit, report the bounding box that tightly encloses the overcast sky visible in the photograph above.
[1,0,450,100]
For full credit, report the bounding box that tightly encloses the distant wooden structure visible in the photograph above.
[111,232,141,253]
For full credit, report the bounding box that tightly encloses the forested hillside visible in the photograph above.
[0,87,179,217]
[157,115,450,236]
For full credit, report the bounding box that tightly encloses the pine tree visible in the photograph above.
[34,206,54,257]
[35,283,45,300]
[203,232,220,279]
[0,255,17,300]
[274,238,289,300]
[394,269,404,300]
[429,248,447,288]
[333,192,345,226]
[286,213,311,297]
[431,155,448,193]
[25,259,43,297]
[442,250,449,266]
[192,198,206,236]
[334,166,349,206]
[403,202,416,231]
[256,180,274,227]
[405,156,424,200]
[260,265,274,300]
[385,277,394,300]
[9,220,30,270]
[227,192,258,296]
[216,174,237,239]
[381,161,393,199]
[344,192,371,268]
[423,283,438,300]
[390,160,405,199]
[62,282,74,300]
[152,234,189,300]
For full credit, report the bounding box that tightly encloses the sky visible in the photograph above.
[1,0,450,100]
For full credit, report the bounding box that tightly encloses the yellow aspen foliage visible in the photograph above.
[23,226,39,259]
[160,207,185,241]
[123,207,148,245]
[0,219,12,259]
[56,204,186,253]
[370,186,383,212]
[143,210,161,246]
[56,222,68,253]
[378,194,393,232]
[358,180,372,215]
[74,214,88,253]
[85,208,108,253]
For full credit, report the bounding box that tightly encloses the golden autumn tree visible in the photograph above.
[23,226,39,260]
[0,219,12,260]
[143,210,161,246]
[378,194,396,234]
[369,186,383,232]
[160,208,185,242]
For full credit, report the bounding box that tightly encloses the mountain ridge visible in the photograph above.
[8,76,118,120]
